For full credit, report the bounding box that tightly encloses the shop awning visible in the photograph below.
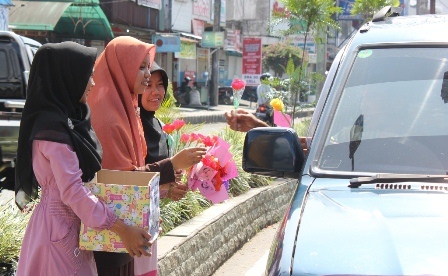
[9,1,72,31]
[0,0,14,6]
[9,0,113,40]
[54,3,114,41]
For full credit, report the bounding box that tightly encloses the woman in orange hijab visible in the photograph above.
[88,36,205,276]
[88,35,153,276]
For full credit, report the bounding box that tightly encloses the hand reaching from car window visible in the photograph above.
[224,109,269,132]
[225,108,309,155]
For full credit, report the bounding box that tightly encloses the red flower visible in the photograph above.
[162,124,175,134]
[231,78,246,90]
[180,133,190,143]
[190,133,200,142]
[172,119,185,130]
[202,136,216,147]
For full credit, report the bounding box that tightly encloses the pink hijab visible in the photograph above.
[88,36,156,171]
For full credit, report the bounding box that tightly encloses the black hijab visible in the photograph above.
[138,62,169,164]
[15,42,102,209]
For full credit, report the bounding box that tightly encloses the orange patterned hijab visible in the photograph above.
[88,36,156,171]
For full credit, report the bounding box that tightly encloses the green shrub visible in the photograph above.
[0,197,31,271]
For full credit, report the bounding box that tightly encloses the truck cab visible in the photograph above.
[0,31,41,110]
[0,31,40,190]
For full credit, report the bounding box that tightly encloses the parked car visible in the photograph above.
[0,31,41,108]
[243,7,448,275]
[0,32,40,190]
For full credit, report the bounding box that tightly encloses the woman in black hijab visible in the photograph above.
[138,62,189,201]
[15,42,152,276]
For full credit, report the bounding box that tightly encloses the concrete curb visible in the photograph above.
[157,178,297,276]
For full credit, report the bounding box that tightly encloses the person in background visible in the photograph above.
[188,81,202,106]
[256,73,273,107]
[224,109,309,154]
[14,42,152,276]
[88,36,206,276]
[178,76,192,105]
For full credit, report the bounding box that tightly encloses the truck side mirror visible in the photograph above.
[243,127,305,178]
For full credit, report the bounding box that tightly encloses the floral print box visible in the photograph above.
[79,169,160,253]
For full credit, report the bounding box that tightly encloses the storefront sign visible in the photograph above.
[242,37,262,86]
[179,41,196,59]
[137,0,161,9]
[201,32,224,48]
[338,0,363,20]
[286,34,316,54]
[152,35,181,52]
[192,19,205,37]
[224,29,242,53]
[193,0,211,21]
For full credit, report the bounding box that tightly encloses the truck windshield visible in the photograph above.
[318,47,448,174]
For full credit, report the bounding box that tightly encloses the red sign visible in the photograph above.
[242,37,262,86]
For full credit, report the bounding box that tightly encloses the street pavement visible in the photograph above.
[176,99,314,125]
[174,99,256,124]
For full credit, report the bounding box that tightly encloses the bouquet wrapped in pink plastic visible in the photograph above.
[163,119,239,204]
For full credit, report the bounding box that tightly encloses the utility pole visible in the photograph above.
[430,0,436,14]
[417,0,428,14]
[164,0,172,32]
[210,0,221,106]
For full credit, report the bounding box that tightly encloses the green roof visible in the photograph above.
[54,4,114,40]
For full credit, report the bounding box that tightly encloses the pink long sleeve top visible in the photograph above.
[16,140,117,276]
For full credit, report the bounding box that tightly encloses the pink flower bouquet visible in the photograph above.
[162,119,239,204]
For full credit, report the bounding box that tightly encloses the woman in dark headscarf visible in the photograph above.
[138,62,190,201]
[15,42,152,276]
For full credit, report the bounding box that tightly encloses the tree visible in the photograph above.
[350,0,400,22]
[262,41,305,77]
[270,0,341,125]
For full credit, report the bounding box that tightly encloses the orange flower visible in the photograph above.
[162,124,175,134]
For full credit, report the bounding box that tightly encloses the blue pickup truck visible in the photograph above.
[243,7,448,276]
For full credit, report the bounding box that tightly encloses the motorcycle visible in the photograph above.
[255,104,274,126]
[218,86,234,105]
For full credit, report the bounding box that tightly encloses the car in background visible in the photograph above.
[243,7,448,275]
[0,31,40,190]
[0,31,41,108]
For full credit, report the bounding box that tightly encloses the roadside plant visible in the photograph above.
[0,199,31,272]
[270,0,341,124]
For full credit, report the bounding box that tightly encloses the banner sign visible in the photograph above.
[242,37,262,86]
[201,32,224,48]
[180,41,197,59]
[338,0,363,20]
[152,35,181,52]
[193,0,211,21]
[192,19,205,37]
[224,29,242,53]
[137,0,161,9]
